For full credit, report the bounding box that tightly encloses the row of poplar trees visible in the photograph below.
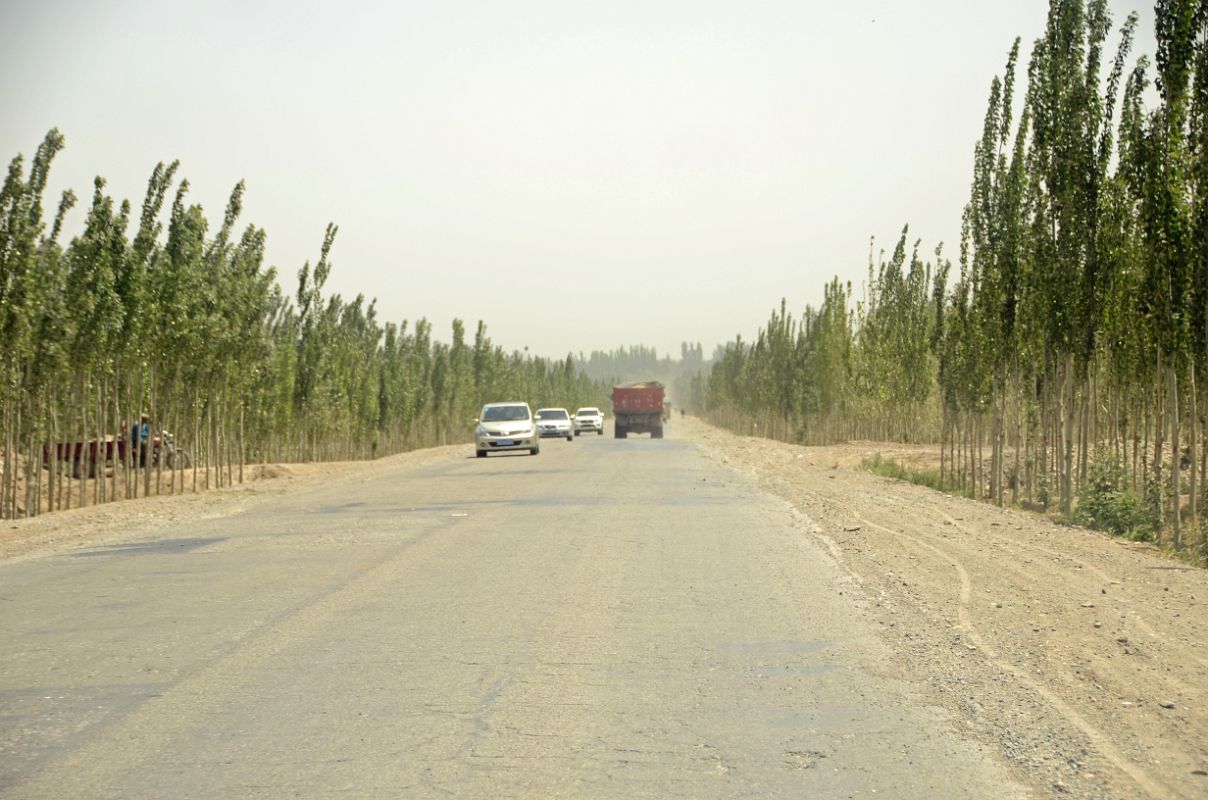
[0,131,605,519]
[702,0,1208,554]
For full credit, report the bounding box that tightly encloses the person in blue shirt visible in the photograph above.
[130,415,150,466]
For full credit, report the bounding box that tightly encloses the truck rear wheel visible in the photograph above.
[652,427,663,439]
[615,426,628,439]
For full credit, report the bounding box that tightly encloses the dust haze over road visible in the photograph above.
[1,419,1204,798]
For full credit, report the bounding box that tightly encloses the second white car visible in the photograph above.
[535,408,574,441]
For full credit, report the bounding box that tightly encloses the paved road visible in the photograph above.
[1,425,1027,798]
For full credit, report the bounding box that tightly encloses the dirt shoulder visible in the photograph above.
[0,443,468,563]
[688,416,1208,799]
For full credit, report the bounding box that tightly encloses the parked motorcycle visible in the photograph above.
[152,431,192,470]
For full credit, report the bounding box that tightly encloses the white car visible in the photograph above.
[535,408,574,441]
[573,407,605,436]
[475,402,539,457]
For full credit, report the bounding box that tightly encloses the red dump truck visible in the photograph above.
[612,381,665,439]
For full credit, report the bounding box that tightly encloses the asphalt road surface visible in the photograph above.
[1,425,1027,798]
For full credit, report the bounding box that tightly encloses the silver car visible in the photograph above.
[573,407,605,436]
[475,402,539,457]
[535,408,574,441]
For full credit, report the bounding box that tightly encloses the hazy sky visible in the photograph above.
[1,0,1154,360]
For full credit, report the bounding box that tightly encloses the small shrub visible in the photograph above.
[1074,454,1156,541]
[1036,473,1050,509]
[861,453,945,491]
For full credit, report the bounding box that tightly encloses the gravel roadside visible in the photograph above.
[688,416,1207,800]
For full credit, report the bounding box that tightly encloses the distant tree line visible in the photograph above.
[0,132,606,518]
[578,343,708,409]
[702,0,1208,556]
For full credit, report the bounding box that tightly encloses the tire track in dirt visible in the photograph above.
[797,471,1196,695]
[688,419,1208,799]
[874,497,1206,699]
[930,508,1208,689]
[852,511,1173,798]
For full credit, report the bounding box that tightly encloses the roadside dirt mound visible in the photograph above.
[776,440,941,471]
[249,464,294,481]
[689,417,1208,800]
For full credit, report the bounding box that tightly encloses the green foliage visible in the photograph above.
[704,243,943,444]
[860,454,946,492]
[702,0,1208,555]
[1074,452,1157,540]
[0,133,609,517]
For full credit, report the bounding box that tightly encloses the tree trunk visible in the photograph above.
[152,366,162,498]
[1078,374,1090,488]
[22,403,32,518]
[1013,385,1023,506]
[128,375,136,500]
[1143,389,1151,492]
[1133,394,1141,492]
[939,413,947,488]
[79,371,89,509]
[1112,383,1122,485]
[1061,353,1075,516]
[94,381,102,506]
[239,401,245,485]
[49,391,59,514]
[192,397,200,495]
[225,384,234,489]
[1040,366,1050,509]
[110,377,120,506]
[1170,362,1181,549]
[1189,368,1198,525]
[1152,356,1165,544]
[2,381,9,520]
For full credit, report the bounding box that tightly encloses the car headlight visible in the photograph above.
[476,426,490,437]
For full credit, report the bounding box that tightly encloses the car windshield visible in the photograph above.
[576,408,599,416]
[482,405,529,422]
[537,409,568,420]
